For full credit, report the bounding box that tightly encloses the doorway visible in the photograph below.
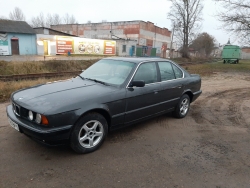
[43,40,48,55]
[11,38,19,55]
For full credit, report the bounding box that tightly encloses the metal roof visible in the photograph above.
[0,20,36,34]
[33,27,78,37]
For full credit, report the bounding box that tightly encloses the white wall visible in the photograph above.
[116,40,137,56]
[36,34,56,55]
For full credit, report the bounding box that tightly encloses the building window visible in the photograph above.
[122,45,126,52]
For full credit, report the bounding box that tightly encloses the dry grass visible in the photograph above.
[0,76,71,102]
[0,59,98,75]
[185,59,250,76]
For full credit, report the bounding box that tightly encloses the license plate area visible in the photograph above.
[8,117,20,132]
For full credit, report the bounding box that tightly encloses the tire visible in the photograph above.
[173,94,190,118]
[70,112,108,154]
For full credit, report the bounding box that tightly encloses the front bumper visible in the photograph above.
[6,105,73,145]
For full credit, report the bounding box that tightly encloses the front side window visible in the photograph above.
[133,62,157,84]
[158,62,175,81]
[80,59,135,86]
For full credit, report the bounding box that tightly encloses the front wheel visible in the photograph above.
[70,113,108,154]
[173,94,190,118]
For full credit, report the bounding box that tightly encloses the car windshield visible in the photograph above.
[80,59,135,86]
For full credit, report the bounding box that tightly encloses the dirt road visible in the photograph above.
[0,72,250,188]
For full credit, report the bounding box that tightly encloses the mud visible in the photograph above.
[0,72,250,188]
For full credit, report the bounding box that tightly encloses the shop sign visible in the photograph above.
[56,37,74,54]
[0,40,9,55]
[56,36,116,55]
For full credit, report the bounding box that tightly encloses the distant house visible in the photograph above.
[0,20,36,55]
[241,46,250,59]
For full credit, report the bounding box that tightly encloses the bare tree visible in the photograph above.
[214,0,250,45]
[167,0,204,58]
[9,7,25,21]
[29,12,77,28]
[63,13,77,24]
[46,13,61,27]
[189,32,216,57]
[30,13,46,27]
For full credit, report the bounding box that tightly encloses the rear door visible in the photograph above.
[157,61,184,111]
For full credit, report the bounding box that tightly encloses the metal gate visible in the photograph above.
[136,46,156,57]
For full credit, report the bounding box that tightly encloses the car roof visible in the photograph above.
[104,57,169,64]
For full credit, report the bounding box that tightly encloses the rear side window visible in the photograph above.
[158,62,175,81]
[172,64,183,79]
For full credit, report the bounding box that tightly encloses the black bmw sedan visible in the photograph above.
[6,57,202,153]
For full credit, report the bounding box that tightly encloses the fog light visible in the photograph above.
[28,111,33,120]
[36,113,42,124]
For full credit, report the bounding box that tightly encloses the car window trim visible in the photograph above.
[157,61,184,80]
[126,61,158,88]
[126,60,185,88]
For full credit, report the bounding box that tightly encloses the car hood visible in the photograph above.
[12,77,117,114]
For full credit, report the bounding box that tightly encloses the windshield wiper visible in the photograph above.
[85,78,109,86]
[78,75,85,80]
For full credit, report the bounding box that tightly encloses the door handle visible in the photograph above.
[153,90,158,94]
[172,85,182,89]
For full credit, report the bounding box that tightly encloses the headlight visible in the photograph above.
[36,113,42,124]
[28,111,33,120]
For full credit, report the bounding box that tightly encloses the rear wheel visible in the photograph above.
[173,94,190,118]
[70,113,108,154]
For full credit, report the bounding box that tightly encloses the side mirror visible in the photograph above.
[129,80,145,87]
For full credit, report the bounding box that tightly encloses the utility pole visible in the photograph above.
[170,25,175,58]
[110,22,112,39]
[154,23,157,48]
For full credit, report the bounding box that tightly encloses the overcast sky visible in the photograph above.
[1,0,233,46]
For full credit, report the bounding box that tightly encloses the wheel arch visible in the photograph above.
[73,108,111,131]
[183,90,194,103]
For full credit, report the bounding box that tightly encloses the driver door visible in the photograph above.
[124,62,163,124]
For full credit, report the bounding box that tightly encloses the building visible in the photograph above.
[36,34,116,56]
[34,27,78,56]
[241,47,250,59]
[0,20,36,55]
[34,27,77,36]
[51,21,172,57]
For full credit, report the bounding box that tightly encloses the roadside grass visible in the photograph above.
[0,59,99,75]
[0,76,71,102]
[185,59,250,76]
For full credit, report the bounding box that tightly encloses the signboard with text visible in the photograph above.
[0,40,9,55]
[56,37,74,54]
[56,36,116,55]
